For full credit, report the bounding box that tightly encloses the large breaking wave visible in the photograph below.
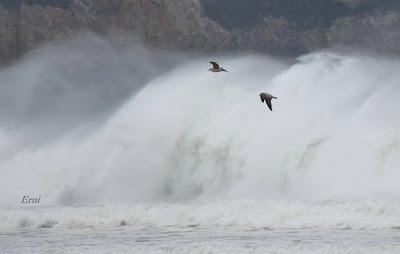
[1,36,400,209]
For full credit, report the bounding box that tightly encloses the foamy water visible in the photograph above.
[1,200,400,230]
[0,36,400,253]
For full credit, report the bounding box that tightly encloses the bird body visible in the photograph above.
[209,61,228,72]
[259,93,277,111]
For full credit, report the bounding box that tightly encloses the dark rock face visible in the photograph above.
[0,0,230,63]
[202,0,400,31]
[202,0,400,55]
[202,0,347,31]
[1,0,400,63]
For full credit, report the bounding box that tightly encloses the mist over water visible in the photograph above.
[1,35,400,208]
[0,34,181,145]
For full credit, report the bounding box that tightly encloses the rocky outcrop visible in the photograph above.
[327,11,400,52]
[1,0,400,63]
[231,17,328,55]
[0,6,16,63]
[69,0,230,49]
[0,0,230,63]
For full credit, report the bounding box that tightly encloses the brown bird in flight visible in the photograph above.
[260,93,277,111]
[209,61,228,72]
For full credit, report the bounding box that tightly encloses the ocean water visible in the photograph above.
[1,36,400,253]
[1,201,400,253]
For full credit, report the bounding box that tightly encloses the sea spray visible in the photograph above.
[0,43,400,206]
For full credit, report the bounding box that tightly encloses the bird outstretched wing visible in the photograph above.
[210,61,220,69]
[266,99,273,111]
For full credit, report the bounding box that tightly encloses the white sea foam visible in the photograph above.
[1,200,400,230]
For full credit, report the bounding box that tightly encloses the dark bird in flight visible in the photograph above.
[260,93,277,111]
[209,61,228,72]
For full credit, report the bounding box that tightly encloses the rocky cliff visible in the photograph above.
[1,0,400,63]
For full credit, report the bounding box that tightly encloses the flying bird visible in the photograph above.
[209,61,228,72]
[259,93,277,111]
